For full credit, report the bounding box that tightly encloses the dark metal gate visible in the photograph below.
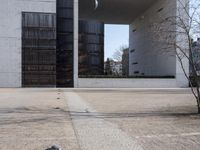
[22,12,56,87]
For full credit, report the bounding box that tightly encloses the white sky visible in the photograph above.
[104,24,129,60]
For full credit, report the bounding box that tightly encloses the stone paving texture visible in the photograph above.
[65,92,143,150]
[74,89,200,150]
[0,88,79,150]
[0,88,200,150]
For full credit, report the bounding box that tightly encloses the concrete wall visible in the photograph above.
[129,0,177,77]
[74,0,79,88]
[0,0,56,87]
[78,78,177,88]
[129,0,189,87]
[176,0,189,87]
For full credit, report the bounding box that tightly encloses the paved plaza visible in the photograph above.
[0,88,200,150]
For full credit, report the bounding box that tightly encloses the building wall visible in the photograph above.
[129,0,177,77]
[78,78,177,88]
[0,0,56,87]
[175,0,189,87]
[122,48,129,76]
[0,0,189,88]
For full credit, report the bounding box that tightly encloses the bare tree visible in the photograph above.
[112,45,128,62]
[152,0,200,113]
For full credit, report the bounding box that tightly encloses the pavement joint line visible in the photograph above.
[65,91,144,150]
[0,137,69,141]
[134,132,200,139]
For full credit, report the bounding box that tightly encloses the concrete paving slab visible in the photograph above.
[0,88,200,150]
[65,92,143,150]
[0,88,79,150]
[74,88,200,150]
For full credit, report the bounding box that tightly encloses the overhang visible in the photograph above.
[79,0,158,24]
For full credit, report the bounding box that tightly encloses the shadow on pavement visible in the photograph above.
[0,107,70,125]
[70,111,200,119]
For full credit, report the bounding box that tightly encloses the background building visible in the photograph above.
[122,48,129,76]
[104,58,122,76]
[191,38,200,76]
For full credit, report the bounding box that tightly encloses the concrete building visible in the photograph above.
[191,38,200,75]
[0,0,189,88]
[104,59,122,76]
[122,48,129,76]
[111,61,122,76]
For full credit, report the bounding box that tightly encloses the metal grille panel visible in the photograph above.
[22,12,56,87]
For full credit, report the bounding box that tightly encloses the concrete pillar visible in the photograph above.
[74,0,79,88]
[176,0,189,87]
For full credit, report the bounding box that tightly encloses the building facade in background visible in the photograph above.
[191,38,200,76]
[0,0,189,88]
[122,48,129,76]
[104,59,122,76]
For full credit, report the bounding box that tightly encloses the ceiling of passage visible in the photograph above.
[79,0,158,24]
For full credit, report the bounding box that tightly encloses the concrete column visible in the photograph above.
[74,0,79,88]
[176,0,189,87]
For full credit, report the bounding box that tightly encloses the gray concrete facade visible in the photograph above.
[77,78,177,88]
[128,0,189,88]
[0,0,56,87]
[129,0,177,77]
[74,0,79,88]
